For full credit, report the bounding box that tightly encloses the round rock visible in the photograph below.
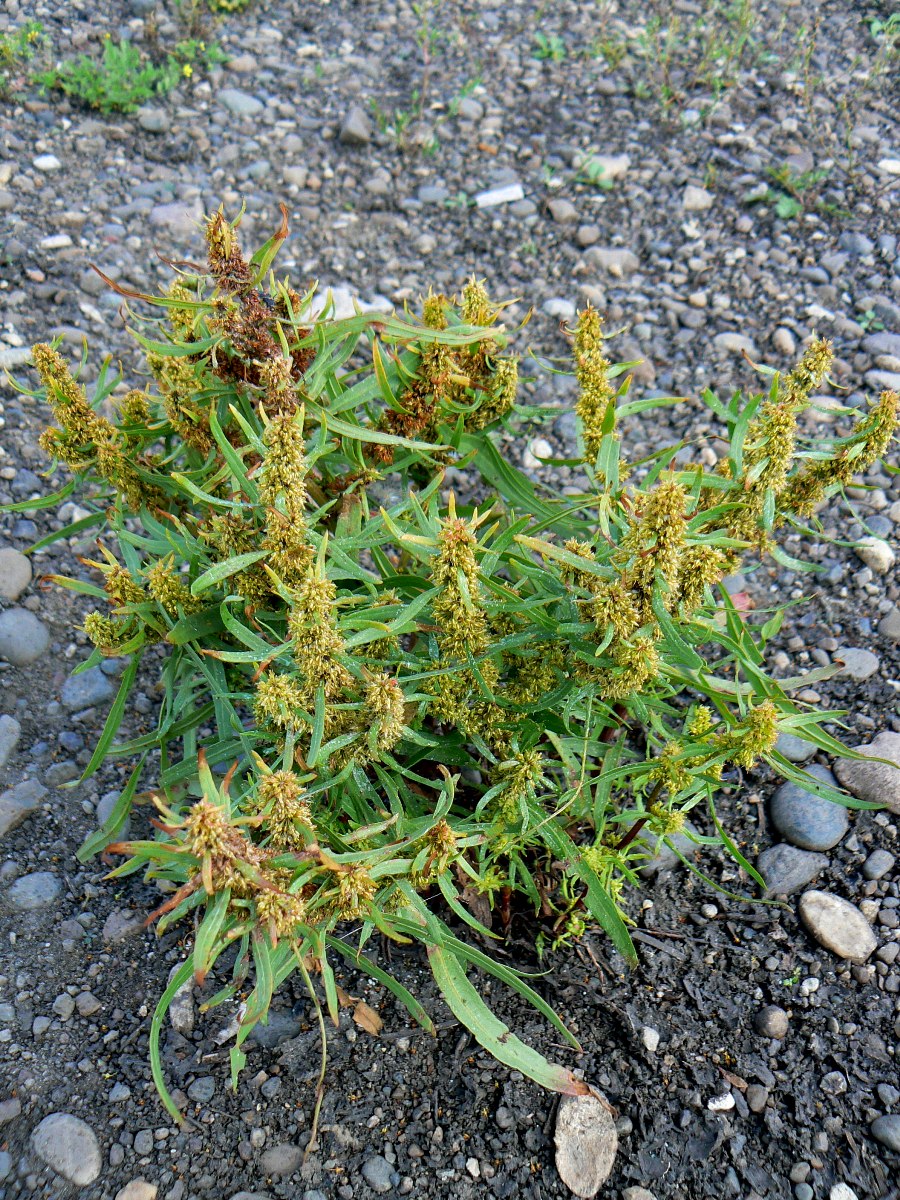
[798,890,877,963]
[259,1144,303,1177]
[116,1182,159,1200]
[870,1114,900,1153]
[769,764,849,851]
[8,870,61,910]
[0,547,32,601]
[834,732,900,815]
[753,1005,789,1039]
[31,1113,101,1185]
[361,1155,394,1193]
[554,1090,618,1198]
[757,844,829,896]
[60,665,116,710]
[0,607,50,666]
[854,535,895,574]
[835,647,880,681]
[862,849,895,881]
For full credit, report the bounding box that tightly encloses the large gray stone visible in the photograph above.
[870,1114,900,1153]
[218,88,265,117]
[0,548,32,600]
[0,607,50,666]
[769,764,849,851]
[834,732,900,814]
[0,715,22,769]
[554,1091,618,1198]
[31,1113,101,1185]
[339,105,372,146]
[0,778,47,839]
[60,666,115,711]
[8,870,61,910]
[835,647,880,681]
[798,890,877,963]
[757,844,829,896]
[260,1143,303,1176]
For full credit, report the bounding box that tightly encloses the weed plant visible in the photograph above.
[14,208,898,1122]
[37,34,226,113]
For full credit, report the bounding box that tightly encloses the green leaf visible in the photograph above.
[191,550,269,596]
[76,754,147,862]
[425,929,589,1096]
[78,653,143,783]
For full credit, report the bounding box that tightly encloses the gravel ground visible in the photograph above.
[1,1,900,1198]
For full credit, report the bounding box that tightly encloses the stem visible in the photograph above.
[615,779,665,850]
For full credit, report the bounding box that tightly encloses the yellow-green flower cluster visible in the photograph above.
[365,673,406,753]
[335,866,377,919]
[256,875,306,943]
[573,305,616,468]
[677,544,732,612]
[780,388,899,518]
[732,336,833,542]
[33,343,159,510]
[260,410,314,587]
[492,748,544,825]
[146,558,203,618]
[202,514,270,603]
[255,770,313,850]
[288,567,352,701]
[623,478,687,617]
[254,671,305,732]
[83,612,135,655]
[716,700,779,770]
[428,507,499,731]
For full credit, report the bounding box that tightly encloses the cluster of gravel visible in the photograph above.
[1,0,899,1197]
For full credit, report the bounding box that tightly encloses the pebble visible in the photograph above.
[757,844,829,896]
[0,778,45,841]
[260,1143,303,1176]
[773,327,797,356]
[137,107,171,134]
[554,1091,618,1198]
[878,607,900,642]
[149,200,203,237]
[775,732,817,763]
[854,536,895,575]
[0,715,22,770]
[116,1182,159,1200]
[745,1084,769,1113]
[834,732,900,814]
[361,1155,394,1193]
[707,1092,735,1112]
[33,154,62,171]
[830,1186,859,1200]
[475,183,525,208]
[835,646,880,681]
[584,246,640,276]
[0,607,50,666]
[60,666,116,710]
[543,299,576,321]
[339,104,372,146]
[579,152,629,180]
[547,198,578,224]
[219,88,265,117]
[753,1005,789,1039]
[622,1190,656,1200]
[31,1112,101,1185]
[682,185,714,211]
[187,1076,215,1103]
[714,331,757,356]
[641,1026,660,1053]
[0,547,32,600]
[862,849,896,881]
[798,890,877,963]
[8,870,61,910]
[769,764,849,851]
[870,1114,900,1152]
